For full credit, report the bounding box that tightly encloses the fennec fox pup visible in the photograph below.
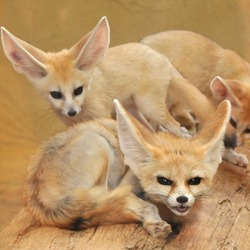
[1,17,190,137]
[23,99,230,238]
[141,30,249,167]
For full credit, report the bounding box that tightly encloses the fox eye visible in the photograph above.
[157,176,173,185]
[188,177,201,185]
[50,91,62,99]
[244,128,250,134]
[74,86,83,96]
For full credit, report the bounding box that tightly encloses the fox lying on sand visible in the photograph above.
[141,30,249,167]
[23,99,230,238]
[1,17,195,137]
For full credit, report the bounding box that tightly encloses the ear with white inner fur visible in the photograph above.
[194,100,231,170]
[210,76,241,107]
[114,99,153,176]
[74,17,110,70]
[1,27,47,80]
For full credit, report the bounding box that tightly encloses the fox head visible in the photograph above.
[1,17,110,118]
[114,99,231,217]
[211,76,250,144]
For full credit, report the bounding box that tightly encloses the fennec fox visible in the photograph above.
[23,99,230,238]
[141,30,249,167]
[2,17,194,137]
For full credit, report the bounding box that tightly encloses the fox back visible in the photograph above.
[141,30,250,140]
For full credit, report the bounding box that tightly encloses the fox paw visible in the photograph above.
[223,149,248,168]
[143,220,172,238]
[180,127,192,138]
[231,153,248,168]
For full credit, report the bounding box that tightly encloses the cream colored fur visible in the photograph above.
[141,30,249,167]
[23,100,230,237]
[1,17,201,137]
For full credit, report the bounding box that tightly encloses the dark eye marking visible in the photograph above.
[230,118,237,129]
[188,177,201,185]
[224,133,237,149]
[50,91,63,99]
[157,176,173,186]
[74,86,83,96]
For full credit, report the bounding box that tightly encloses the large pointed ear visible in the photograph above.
[114,99,153,175]
[210,76,242,107]
[194,100,231,168]
[72,16,110,70]
[1,27,47,80]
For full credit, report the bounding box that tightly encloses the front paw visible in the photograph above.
[223,148,248,167]
[143,220,172,238]
[180,126,192,138]
[232,153,248,167]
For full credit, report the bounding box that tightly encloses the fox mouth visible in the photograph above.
[176,205,189,213]
[170,205,190,215]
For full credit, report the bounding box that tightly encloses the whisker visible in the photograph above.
[146,193,170,204]
[30,107,65,144]
[194,191,211,201]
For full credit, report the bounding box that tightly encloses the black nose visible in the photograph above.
[176,196,188,204]
[68,110,77,117]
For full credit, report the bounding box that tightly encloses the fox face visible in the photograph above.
[1,17,110,119]
[211,76,250,144]
[114,99,231,217]
[134,148,215,216]
[39,53,92,117]
[48,82,85,117]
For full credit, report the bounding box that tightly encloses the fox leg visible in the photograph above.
[124,103,155,131]
[127,195,172,238]
[221,124,249,167]
[82,187,171,238]
[134,95,189,137]
[223,148,248,167]
[223,130,248,167]
[170,102,199,135]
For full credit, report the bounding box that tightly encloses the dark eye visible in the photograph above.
[188,177,201,185]
[244,128,250,134]
[157,176,173,185]
[50,91,62,99]
[74,86,83,96]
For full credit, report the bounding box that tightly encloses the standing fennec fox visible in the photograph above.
[23,99,230,238]
[1,17,197,137]
[141,30,250,167]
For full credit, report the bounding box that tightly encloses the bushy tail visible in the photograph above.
[23,185,138,231]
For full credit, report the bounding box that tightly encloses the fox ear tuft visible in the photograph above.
[210,76,241,107]
[73,17,110,70]
[114,99,152,175]
[194,100,231,171]
[1,27,47,80]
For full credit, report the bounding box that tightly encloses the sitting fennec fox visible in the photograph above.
[23,99,230,238]
[141,30,250,167]
[1,17,194,137]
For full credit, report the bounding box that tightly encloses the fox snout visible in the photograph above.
[62,106,81,118]
[175,195,190,214]
[166,193,195,216]
[50,92,84,119]
[67,109,77,117]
